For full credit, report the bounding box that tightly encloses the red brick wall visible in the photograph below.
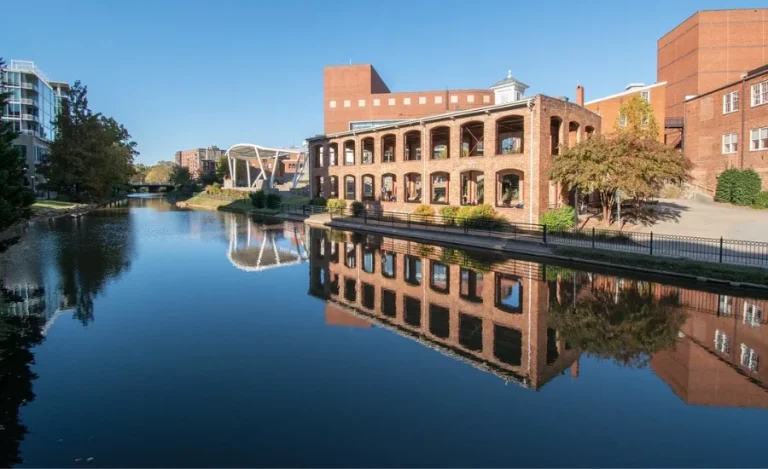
[585,84,666,141]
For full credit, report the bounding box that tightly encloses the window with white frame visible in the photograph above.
[618,114,627,127]
[640,90,650,102]
[744,302,763,328]
[752,80,768,106]
[722,133,737,154]
[751,127,768,151]
[741,343,759,372]
[723,91,739,114]
[714,329,730,354]
[718,295,732,315]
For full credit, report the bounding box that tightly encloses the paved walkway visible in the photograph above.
[632,198,768,243]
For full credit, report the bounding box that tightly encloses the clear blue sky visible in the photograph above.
[1,0,757,165]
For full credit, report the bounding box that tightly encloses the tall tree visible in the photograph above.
[48,81,137,200]
[215,155,229,182]
[615,93,659,140]
[0,58,35,231]
[145,161,175,183]
[130,163,149,183]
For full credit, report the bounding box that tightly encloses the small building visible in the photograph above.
[683,64,768,192]
[585,82,668,143]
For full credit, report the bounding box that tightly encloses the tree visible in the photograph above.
[215,155,229,182]
[130,163,149,184]
[615,93,659,140]
[0,58,35,231]
[550,134,691,223]
[144,161,175,183]
[170,165,191,186]
[48,81,137,201]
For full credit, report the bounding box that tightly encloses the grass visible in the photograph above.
[31,200,81,212]
[553,246,768,286]
[182,193,281,215]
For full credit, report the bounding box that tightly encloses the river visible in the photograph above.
[0,195,766,467]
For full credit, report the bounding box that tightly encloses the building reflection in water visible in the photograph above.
[307,228,768,406]
[224,216,308,272]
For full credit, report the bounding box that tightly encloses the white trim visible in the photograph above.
[722,133,738,154]
[584,81,667,106]
[722,91,739,114]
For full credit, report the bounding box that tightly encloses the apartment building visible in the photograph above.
[175,145,224,179]
[309,76,599,223]
[1,60,68,192]
[684,65,768,191]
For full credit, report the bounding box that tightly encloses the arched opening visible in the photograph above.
[404,130,422,161]
[382,134,396,163]
[496,116,524,155]
[344,175,356,200]
[430,171,450,204]
[362,174,375,200]
[568,121,580,147]
[329,175,339,199]
[496,170,523,207]
[361,137,374,164]
[329,143,338,166]
[430,126,450,159]
[381,173,397,202]
[314,176,323,197]
[460,171,484,205]
[550,117,563,155]
[404,173,422,203]
[585,125,595,138]
[313,144,324,168]
[461,121,484,157]
[343,140,355,165]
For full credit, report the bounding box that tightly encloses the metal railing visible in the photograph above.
[279,203,327,215]
[330,208,768,268]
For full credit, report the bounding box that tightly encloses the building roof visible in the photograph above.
[584,81,667,105]
[490,70,529,89]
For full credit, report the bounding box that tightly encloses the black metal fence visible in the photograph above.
[330,207,768,268]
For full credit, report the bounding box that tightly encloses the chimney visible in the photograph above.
[576,85,584,106]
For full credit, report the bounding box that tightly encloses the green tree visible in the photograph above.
[615,93,659,140]
[0,58,35,231]
[215,155,229,182]
[48,81,137,200]
[144,161,175,183]
[130,163,149,183]
[170,165,191,185]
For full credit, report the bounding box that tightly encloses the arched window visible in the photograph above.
[496,170,523,207]
[461,121,484,157]
[550,117,563,155]
[404,173,422,203]
[568,121,580,147]
[460,171,484,205]
[496,116,524,154]
[313,144,324,168]
[329,143,338,166]
[344,175,356,200]
[381,134,396,163]
[329,175,339,199]
[361,137,374,164]
[585,126,595,138]
[362,174,374,200]
[381,173,397,202]
[430,126,450,159]
[343,140,355,165]
[430,172,450,205]
[404,130,421,161]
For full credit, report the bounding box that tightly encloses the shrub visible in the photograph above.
[461,204,503,229]
[731,169,762,206]
[469,204,498,220]
[438,206,460,225]
[659,183,681,199]
[310,196,327,206]
[715,168,740,203]
[250,190,266,208]
[207,182,222,195]
[539,206,576,231]
[753,191,768,209]
[413,204,435,217]
[265,193,281,209]
[350,201,365,216]
[326,198,346,214]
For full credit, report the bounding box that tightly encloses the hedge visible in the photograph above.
[540,206,576,231]
[716,168,762,206]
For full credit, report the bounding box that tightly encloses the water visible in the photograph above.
[1,195,767,467]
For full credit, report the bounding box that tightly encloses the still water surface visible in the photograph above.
[1,195,767,467]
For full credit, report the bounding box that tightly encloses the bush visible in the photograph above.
[715,168,740,203]
[207,182,222,195]
[732,169,762,206]
[326,198,346,214]
[460,204,503,229]
[310,196,327,206]
[413,204,435,217]
[659,183,681,199]
[539,206,576,231]
[265,193,281,209]
[438,206,460,224]
[350,201,365,216]
[753,191,768,209]
[250,190,266,208]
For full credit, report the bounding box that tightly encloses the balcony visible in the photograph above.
[21,114,39,122]
[20,82,38,91]
[20,98,35,106]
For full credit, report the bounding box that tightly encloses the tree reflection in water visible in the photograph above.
[548,276,685,368]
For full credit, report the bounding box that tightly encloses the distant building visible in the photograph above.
[1,60,69,193]
[585,82,667,143]
[175,146,224,179]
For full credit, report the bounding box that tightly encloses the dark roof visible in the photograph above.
[490,71,529,89]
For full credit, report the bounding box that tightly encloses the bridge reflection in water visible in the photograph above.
[307,228,768,407]
[226,216,308,272]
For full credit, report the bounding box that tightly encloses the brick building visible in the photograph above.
[309,90,599,223]
[658,8,768,119]
[683,65,768,191]
[585,82,668,142]
[175,145,224,179]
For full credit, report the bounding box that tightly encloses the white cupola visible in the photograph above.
[490,70,529,105]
